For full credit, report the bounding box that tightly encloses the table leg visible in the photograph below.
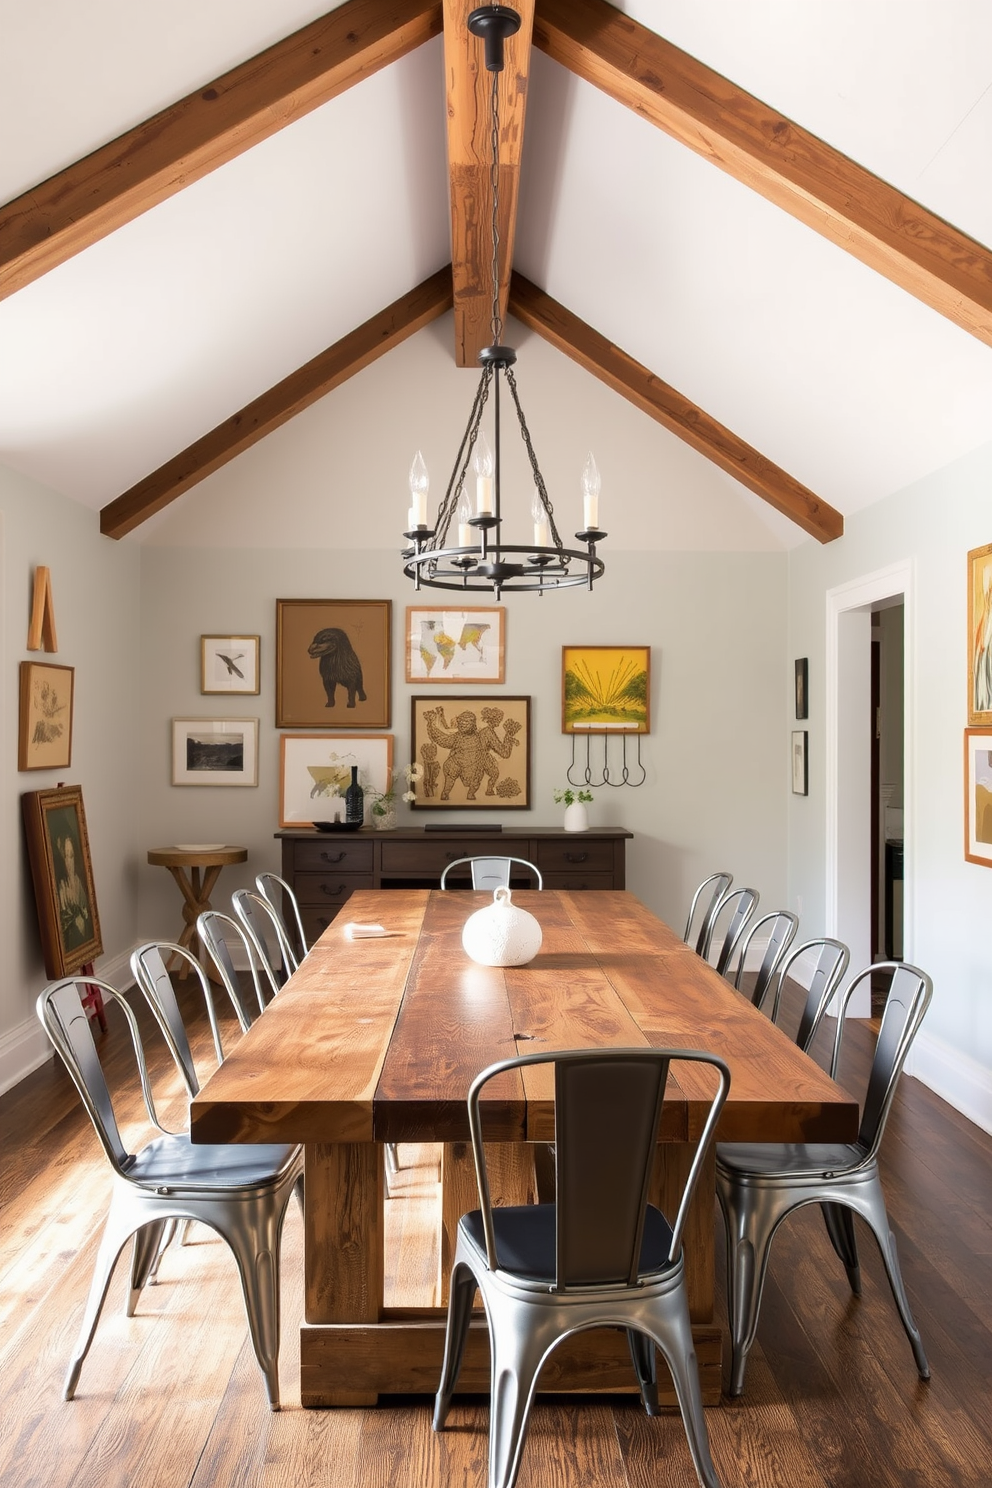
[164,863,224,980]
[650,1141,716,1324]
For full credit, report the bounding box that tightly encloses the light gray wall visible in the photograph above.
[0,463,141,1088]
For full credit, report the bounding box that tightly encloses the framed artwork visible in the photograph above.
[276,599,391,728]
[795,657,808,719]
[791,730,809,796]
[964,728,992,867]
[172,718,258,786]
[21,785,103,977]
[967,542,992,726]
[410,696,530,809]
[562,646,650,734]
[18,661,74,771]
[405,606,505,683]
[279,733,393,827]
[201,635,260,694]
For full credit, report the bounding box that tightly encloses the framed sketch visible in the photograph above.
[964,728,992,867]
[279,733,393,827]
[276,599,390,728]
[405,606,505,683]
[410,696,530,809]
[562,646,650,734]
[791,730,809,796]
[21,785,103,977]
[201,635,260,694]
[795,657,808,719]
[172,719,258,786]
[967,542,992,726]
[19,661,74,770]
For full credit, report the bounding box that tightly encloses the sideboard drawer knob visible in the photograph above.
[320,851,346,865]
[565,851,589,863]
[321,883,348,896]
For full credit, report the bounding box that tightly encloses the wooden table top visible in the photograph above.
[148,846,248,868]
[190,890,859,1149]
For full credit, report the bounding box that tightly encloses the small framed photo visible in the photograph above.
[405,606,505,683]
[201,635,260,694]
[562,646,650,733]
[279,733,393,827]
[21,785,103,977]
[964,728,992,867]
[276,599,391,728]
[19,661,74,771]
[791,730,809,795]
[967,542,992,726]
[172,719,259,786]
[795,657,808,719]
[410,696,530,809]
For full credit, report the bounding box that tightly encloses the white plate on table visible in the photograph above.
[173,843,226,852]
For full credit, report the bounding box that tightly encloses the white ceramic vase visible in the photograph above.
[461,886,543,967]
[563,802,589,833]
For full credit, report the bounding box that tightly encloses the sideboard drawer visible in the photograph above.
[380,839,515,879]
[540,872,616,892]
[535,839,616,874]
[291,840,374,874]
[294,871,375,906]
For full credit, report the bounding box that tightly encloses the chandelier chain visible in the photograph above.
[505,367,567,557]
[489,66,502,346]
[430,365,493,548]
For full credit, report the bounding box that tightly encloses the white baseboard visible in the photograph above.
[909,1029,992,1135]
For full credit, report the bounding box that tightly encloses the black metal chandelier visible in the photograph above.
[402,4,606,598]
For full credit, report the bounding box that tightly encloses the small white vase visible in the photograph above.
[462,887,543,967]
[563,802,589,833]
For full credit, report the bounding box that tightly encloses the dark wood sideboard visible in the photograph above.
[275,827,632,946]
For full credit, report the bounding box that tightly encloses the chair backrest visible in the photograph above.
[37,978,162,1174]
[196,910,269,1022]
[838,962,932,1160]
[232,888,296,990]
[440,856,544,891]
[467,1047,730,1289]
[769,937,850,1074]
[684,871,733,956]
[727,909,799,1008]
[708,887,759,975]
[130,942,227,1096]
[255,871,309,962]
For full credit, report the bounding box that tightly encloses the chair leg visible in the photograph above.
[821,1201,861,1294]
[863,1205,930,1380]
[717,1180,781,1397]
[626,1328,659,1416]
[433,1261,478,1430]
[649,1305,723,1488]
[65,1207,136,1400]
[222,1194,289,1410]
[486,1303,555,1488]
[145,1217,177,1287]
[127,1219,169,1315]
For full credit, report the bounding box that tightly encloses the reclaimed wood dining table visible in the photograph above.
[189,889,859,1407]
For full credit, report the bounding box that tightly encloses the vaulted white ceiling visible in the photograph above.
[1,0,989,545]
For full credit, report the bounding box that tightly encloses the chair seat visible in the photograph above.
[462,1202,674,1284]
[127,1133,300,1190]
[716,1141,868,1181]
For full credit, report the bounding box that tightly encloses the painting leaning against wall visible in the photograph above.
[562,647,650,734]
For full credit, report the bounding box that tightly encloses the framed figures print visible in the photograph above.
[967,543,992,726]
[410,696,530,809]
[201,635,260,694]
[791,731,809,795]
[276,599,391,728]
[22,785,103,977]
[562,646,650,734]
[19,661,74,770]
[172,719,258,786]
[405,606,505,683]
[964,728,992,867]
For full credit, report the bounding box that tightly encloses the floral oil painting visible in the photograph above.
[562,647,650,734]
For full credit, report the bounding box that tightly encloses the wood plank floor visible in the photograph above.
[1,978,989,1486]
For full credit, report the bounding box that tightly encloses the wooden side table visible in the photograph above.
[147,846,247,977]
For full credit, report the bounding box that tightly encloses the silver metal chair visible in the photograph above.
[37,976,303,1409]
[706,887,759,975]
[439,856,543,890]
[683,871,733,956]
[197,909,271,1017]
[232,887,297,989]
[130,941,229,1088]
[255,870,309,963]
[716,961,933,1397]
[433,1046,731,1488]
[767,937,851,1073]
[724,909,799,1009]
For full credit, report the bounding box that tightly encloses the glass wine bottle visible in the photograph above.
[345,765,364,826]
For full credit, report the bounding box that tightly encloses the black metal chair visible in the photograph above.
[724,909,799,1009]
[255,870,309,964]
[439,856,543,890]
[682,871,733,956]
[705,886,759,975]
[716,961,933,1396]
[433,1046,731,1488]
[767,937,851,1072]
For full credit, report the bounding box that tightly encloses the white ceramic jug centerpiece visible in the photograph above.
[462,886,543,967]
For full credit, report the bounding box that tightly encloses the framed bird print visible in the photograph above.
[405,607,505,683]
[201,635,260,694]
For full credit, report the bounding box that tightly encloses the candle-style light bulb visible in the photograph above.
[473,431,494,514]
[531,488,550,549]
[408,450,429,529]
[581,451,601,531]
[457,492,474,549]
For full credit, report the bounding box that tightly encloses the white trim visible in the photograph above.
[910,1030,992,1136]
[0,948,136,1096]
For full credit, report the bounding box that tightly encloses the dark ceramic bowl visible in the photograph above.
[313,820,362,832]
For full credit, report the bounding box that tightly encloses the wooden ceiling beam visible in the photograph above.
[510,272,843,543]
[535,0,992,349]
[100,267,453,539]
[0,0,442,301]
[443,0,535,366]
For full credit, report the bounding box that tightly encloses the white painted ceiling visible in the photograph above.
[1,0,990,546]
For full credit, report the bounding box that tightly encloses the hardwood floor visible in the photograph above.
[1,977,989,1487]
